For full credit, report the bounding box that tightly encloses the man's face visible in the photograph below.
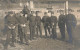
[36,13,39,16]
[44,13,48,16]
[33,13,36,16]
[51,13,54,16]
[10,14,13,17]
[48,13,51,17]
[68,11,72,14]
[60,12,64,15]
[20,13,23,16]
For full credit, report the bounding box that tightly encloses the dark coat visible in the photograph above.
[66,14,77,27]
[17,15,27,24]
[42,16,49,27]
[50,16,57,27]
[58,14,66,28]
[35,16,42,26]
[27,14,36,26]
[5,14,18,26]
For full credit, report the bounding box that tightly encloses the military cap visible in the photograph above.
[46,8,53,10]
[36,11,41,14]
[48,11,54,14]
[44,12,47,14]
[57,9,64,13]
[68,9,74,12]
[20,11,23,13]
[8,11,13,14]
[36,11,40,13]
[77,9,80,12]
[31,11,35,13]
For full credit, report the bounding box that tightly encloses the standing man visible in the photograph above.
[27,11,36,40]
[17,12,29,45]
[66,9,77,43]
[22,5,30,16]
[4,11,18,50]
[49,11,57,39]
[42,12,50,38]
[35,11,42,37]
[58,11,66,40]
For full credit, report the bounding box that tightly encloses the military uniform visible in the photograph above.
[17,13,28,45]
[58,14,66,40]
[15,13,21,38]
[50,16,57,39]
[66,14,77,43]
[27,14,36,40]
[22,5,30,16]
[4,12,18,50]
[35,16,42,37]
[42,15,50,37]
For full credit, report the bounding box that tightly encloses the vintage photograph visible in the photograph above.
[0,0,80,50]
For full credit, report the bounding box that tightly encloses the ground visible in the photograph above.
[0,37,79,50]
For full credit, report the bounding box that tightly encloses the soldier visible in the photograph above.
[58,11,66,40]
[66,9,77,43]
[49,11,57,39]
[22,5,30,16]
[42,12,50,38]
[17,12,29,45]
[35,11,42,37]
[27,11,36,40]
[14,13,21,39]
[4,11,18,50]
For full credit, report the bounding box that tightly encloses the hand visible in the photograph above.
[48,26,50,28]
[52,23,54,25]
[36,26,37,28]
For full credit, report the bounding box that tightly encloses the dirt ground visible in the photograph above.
[0,37,79,50]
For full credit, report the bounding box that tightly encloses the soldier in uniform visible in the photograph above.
[49,11,57,39]
[22,5,30,16]
[27,11,36,40]
[14,13,21,39]
[35,11,42,37]
[42,12,50,38]
[4,11,18,50]
[17,12,29,45]
[58,11,66,40]
[66,9,77,43]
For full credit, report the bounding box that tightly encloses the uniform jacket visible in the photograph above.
[5,14,18,26]
[27,14,36,26]
[50,16,57,25]
[42,16,49,27]
[35,16,41,26]
[58,14,66,28]
[17,15,27,24]
[66,14,77,27]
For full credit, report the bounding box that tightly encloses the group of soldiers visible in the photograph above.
[3,6,77,50]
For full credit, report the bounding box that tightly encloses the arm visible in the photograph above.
[4,15,9,26]
[72,15,77,27]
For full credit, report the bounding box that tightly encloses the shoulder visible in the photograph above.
[52,16,57,18]
[67,14,75,17]
[54,16,57,18]
[5,15,8,18]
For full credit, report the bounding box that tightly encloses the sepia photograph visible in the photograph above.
[0,0,80,50]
